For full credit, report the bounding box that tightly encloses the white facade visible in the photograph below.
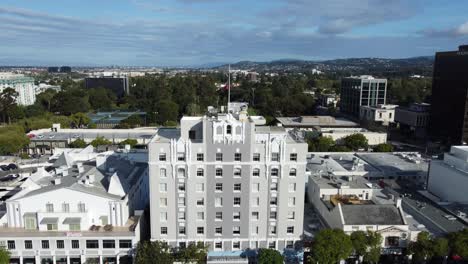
[0,147,149,264]
[428,146,468,204]
[321,128,387,146]
[360,104,397,126]
[0,73,36,106]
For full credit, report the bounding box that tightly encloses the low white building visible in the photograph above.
[360,104,398,126]
[428,146,468,204]
[0,73,36,106]
[0,146,149,264]
[320,128,387,146]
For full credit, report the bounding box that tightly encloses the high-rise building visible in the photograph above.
[340,76,387,118]
[85,77,130,98]
[148,104,307,252]
[0,73,36,105]
[429,45,468,145]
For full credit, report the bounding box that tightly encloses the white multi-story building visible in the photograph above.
[360,104,398,126]
[148,105,308,252]
[0,146,149,264]
[0,73,36,106]
[428,146,468,204]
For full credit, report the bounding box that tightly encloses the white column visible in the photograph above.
[99,255,103,264]
[53,255,56,264]
[67,256,70,264]
[19,256,23,264]
[116,255,120,264]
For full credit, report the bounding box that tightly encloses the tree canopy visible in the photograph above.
[310,229,353,264]
[342,133,369,151]
[257,248,284,264]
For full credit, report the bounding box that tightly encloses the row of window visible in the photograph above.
[158,196,297,207]
[161,167,298,178]
[160,210,296,222]
[160,226,295,236]
[5,239,132,250]
[159,153,298,162]
[45,202,86,213]
[161,182,297,193]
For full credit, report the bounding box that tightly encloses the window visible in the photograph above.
[178,197,186,206]
[235,153,241,161]
[159,183,167,192]
[160,168,167,177]
[253,197,260,206]
[178,183,186,192]
[290,153,297,161]
[226,125,232,134]
[103,240,115,249]
[159,153,166,161]
[287,226,294,234]
[215,183,223,191]
[233,226,240,235]
[178,212,186,220]
[253,153,260,161]
[62,203,70,212]
[46,203,54,212]
[271,153,280,162]
[197,153,204,161]
[7,241,15,250]
[216,153,223,161]
[179,226,186,235]
[119,240,132,248]
[197,212,204,220]
[252,183,260,192]
[289,168,297,177]
[269,241,276,249]
[160,212,167,221]
[270,183,278,191]
[215,168,223,177]
[215,227,222,235]
[177,153,185,161]
[234,168,241,177]
[215,197,223,207]
[72,240,80,249]
[289,183,296,192]
[286,241,294,249]
[47,224,58,231]
[177,168,186,178]
[196,168,204,177]
[55,240,64,249]
[288,197,296,206]
[196,198,204,206]
[196,183,204,192]
[233,241,240,250]
[86,240,99,249]
[42,240,50,249]
[189,130,196,140]
[252,212,259,220]
[270,197,277,206]
[160,198,167,207]
[234,183,241,191]
[197,227,204,235]
[252,168,260,177]
[25,240,33,249]
[234,197,241,206]
[233,212,241,220]
[161,227,168,235]
[78,202,86,213]
[215,212,223,220]
[288,211,295,220]
[24,217,37,230]
[69,224,80,231]
[269,226,277,235]
[271,168,279,177]
[252,226,259,235]
[215,242,222,249]
[270,211,277,220]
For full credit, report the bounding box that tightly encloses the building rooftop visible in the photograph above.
[28,128,157,142]
[341,204,404,225]
[357,152,429,177]
[276,116,359,128]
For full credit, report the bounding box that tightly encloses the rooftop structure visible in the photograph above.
[395,103,430,139]
[320,127,387,146]
[360,104,398,126]
[276,116,359,129]
[0,147,149,263]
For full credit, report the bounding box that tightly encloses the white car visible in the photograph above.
[49,135,55,139]
[37,135,44,139]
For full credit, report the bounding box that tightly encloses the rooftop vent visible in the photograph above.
[53,178,61,185]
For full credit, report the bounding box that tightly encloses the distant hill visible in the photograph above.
[213,56,434,76]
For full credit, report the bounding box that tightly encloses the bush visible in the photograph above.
[373,143,393,152]
[69,138,87,148]
[90,136,112,147]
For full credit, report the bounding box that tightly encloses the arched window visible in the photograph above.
[226,125,232,134]
[271,168,279,177]
[289,168,297,177]
[234,168,241,177]
[197,168,204,177]
[177,168,185,178]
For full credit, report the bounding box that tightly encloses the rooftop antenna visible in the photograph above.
[227,64,231,113]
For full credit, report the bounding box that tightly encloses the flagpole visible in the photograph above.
[227,64,231,113]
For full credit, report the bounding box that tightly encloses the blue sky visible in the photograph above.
[0,0,467,66]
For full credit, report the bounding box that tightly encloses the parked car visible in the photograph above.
[0,165,10,171]
[7,164,18,170]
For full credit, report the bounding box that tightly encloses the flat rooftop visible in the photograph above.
[341,204,404,225]
[276,116,359,128]
[29,128,157,142]
[357,152,429,176]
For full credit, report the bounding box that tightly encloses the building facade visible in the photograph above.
[429,45,468,145]
[360,104,397,126]
[148,108,308,252]
[395,103,430,139]
[85,77,129,98]
[0,73,36,106]
[340,76,387,118]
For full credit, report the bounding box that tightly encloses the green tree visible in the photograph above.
[363,231,382,264]
[69,138,87,148]
[88,88,116,110]
[408,231,434,263]
[90,136,112,147]
[70,112,91,128]
[310,229,353,264]
[373,143,393,152]
[0,87,19,124]
[0,247,10,264]
[351,231,368,261]
[258,248,284,264]
[51,89,90,115]
[448,229,468,259]
[35,88,57,111]
[432,237,449,259]
[119,139,138,147]
[0,126,30,155]
[134,241,173,264]
[342,133,368,151]
[176,241,208,264]
[156,100,179,125]
[117,115,143,128]
[307,136,335,152]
